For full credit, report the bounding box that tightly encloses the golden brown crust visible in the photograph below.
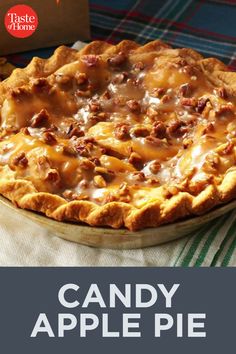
[1,40,236,231]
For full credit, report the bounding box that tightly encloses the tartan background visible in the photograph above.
[7,0,236,70]
[5,0,236,266]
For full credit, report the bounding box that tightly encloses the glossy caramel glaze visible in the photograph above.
[0,43,236,207]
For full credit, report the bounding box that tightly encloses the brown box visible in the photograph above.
[0,0,90,55]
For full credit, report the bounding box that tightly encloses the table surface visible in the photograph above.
[3,0,236,266]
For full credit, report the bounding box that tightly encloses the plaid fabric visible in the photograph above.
[5,0,236,266]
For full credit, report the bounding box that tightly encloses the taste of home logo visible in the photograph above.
[4,4,38,38]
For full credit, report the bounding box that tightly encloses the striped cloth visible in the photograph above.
[6,0,236,266]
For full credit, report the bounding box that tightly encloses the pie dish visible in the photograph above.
[1,40,236,231]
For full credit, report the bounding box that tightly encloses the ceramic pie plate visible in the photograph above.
[0,195,235,249]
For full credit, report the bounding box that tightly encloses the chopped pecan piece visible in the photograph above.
[118,183,131,202]
[12,152,28,168]
[63,190,88,201]
[215,87,227,99]
[126,100,141,113]
[45,169,60,184]
[215,103,234,116]
[202,122,215,135]
[128,152,143,168]
[76,89,92,97]
[114,123,130,140]
[108,52,126,67]
[81,55,99,67]
[94,175,107,188]
[161,94,172,104]
[196,97,209,113]
[31,109,49,128]
[75,72,88,85]
[62,144,77,156]
[31,78,52,93]
[42,131,57,145]
[20,127,30,135]
[180,97,197,107]
[178,83,192,97]
[68,126,85,138]
[10,87,30,99]
[182,64,196,76]
[132,171,146,182]
[101,90,111,100]
[149,160,161,174]
[167,120,188,138]
[202,153,220,173]
[80,159,95,171]
[88,112,108,126]
[151,121,166,139]
[132,126,149,137]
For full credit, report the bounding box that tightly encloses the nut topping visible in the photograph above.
[167,120,187,137]
[128,152,143,168]
[45,169,60,184]
[126,100,141,113]
[75,72,88,85]
[151,121,166,139]
[81,55,99,67]
[63,190,88,201]
[149,160,161,174]
[215,87,227,99]
[180,97,197,107]
[4,39,236,226]
[108,52,126,67]
[42,131,57,145]
[80,159,95,171]
[94,167,115,182]
[132,126,149,137]
[12,152,28,168]
[196,97,209,113]
[114,123,130,140]
[31,109,49,128]
[179,83,192,97]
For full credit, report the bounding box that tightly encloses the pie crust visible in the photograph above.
[1,40,236,231]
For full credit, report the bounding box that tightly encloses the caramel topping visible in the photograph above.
[1,45,236,206]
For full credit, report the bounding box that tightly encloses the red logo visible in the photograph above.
[4,4,38,38]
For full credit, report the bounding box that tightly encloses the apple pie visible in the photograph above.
[0,40,236,231]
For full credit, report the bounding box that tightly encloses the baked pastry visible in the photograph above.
[0,40,236,231]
